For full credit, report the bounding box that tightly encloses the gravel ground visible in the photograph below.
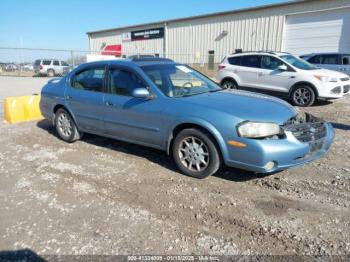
[0,77,349,256]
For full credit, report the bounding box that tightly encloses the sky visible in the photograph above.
[0,0,287,51]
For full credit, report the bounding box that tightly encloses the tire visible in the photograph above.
[54,108,82,142]
[47,69,55,77]
[221,79,238,89]
[291,85,316,107]
[172,128,221,179]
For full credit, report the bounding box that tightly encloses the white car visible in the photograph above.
[217,51,350,106]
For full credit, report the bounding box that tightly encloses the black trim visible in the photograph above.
[237,86,289,98]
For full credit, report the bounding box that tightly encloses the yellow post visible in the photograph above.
[4,95,43,124]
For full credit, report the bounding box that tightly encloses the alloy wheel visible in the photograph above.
[178,136,210,172]
[57,112,73,138]
[293,87,311,105]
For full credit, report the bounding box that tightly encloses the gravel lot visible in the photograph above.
[0,76,349,256]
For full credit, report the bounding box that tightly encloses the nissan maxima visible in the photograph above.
[40,58,334,178]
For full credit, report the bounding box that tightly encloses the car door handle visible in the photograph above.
[105,101,113,106]
[65,95,72,100]
[258,72,265,76]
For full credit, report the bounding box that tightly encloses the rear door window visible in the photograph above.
[71,67,105,92]
[227,56,241,66]
[320,55,339,65]
[240,55,261,68]
[43,60,51,65]
[61,61,69,66]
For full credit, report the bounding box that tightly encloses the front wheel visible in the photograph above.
[172,128,221,179]
[291,85,316,107]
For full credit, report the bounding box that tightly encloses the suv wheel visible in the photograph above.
[172,128,221,179]
[55,108,82,142]
[291,85,316,107]
[221,79,238,89]
[47,69,55,77]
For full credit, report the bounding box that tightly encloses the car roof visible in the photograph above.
[81,58,176,69]
[226,51,289,57]
[301,52,350,56]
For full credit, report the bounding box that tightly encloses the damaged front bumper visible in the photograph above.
[224,113,335,173]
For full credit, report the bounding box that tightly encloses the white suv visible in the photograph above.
[217,51,350,106]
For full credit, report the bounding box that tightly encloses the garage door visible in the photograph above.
[282,8,350,55]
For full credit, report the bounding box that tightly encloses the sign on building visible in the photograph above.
[131,27,164,41]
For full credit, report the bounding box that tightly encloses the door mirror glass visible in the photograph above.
[132,88,151,99]
[278,65,287,71]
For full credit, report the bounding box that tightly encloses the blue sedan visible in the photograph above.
[40,58,334,178]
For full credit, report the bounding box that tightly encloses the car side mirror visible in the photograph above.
[132,88,152,99]
[278,65,288,71]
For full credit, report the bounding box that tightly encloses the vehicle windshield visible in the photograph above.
[141,64,222,97]
[279,54,317,70]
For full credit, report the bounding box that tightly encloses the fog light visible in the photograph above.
[264,161,275,171]
[331,86,341,94]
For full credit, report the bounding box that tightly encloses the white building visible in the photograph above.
[87,0,350,63]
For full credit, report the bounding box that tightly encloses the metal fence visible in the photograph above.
[0,47,224,78]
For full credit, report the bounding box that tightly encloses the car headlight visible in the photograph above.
[237,121,281,138]
[314,75,338,82]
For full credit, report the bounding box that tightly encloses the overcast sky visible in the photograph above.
[0,0,286,50]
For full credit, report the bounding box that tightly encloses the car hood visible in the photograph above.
[306,68,348,78]
[179,90,297,124]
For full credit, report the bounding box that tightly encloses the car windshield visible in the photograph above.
[141,64,222,97]
[279,54,317,70]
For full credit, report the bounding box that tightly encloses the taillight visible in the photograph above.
[39,65,43,70]
[218,65,226,71]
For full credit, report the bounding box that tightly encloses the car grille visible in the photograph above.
[344,85,350,93]
[341,77,350,81]
[283,113,326,142]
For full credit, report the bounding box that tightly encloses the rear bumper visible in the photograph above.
[224,122,334,173]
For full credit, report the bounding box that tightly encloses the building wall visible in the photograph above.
[88,0,350,63]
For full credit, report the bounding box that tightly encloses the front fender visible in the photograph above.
[166,117,229,161]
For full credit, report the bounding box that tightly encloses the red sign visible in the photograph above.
[101,45,122,56]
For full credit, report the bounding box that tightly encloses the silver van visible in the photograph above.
[34,59,70,77]
[300,53,350,76]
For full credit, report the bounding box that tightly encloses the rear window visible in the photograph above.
[34,60,41,66]
[241,55,261,68]
[61,61,69,66]
[227,56,241,66]
[43,60,51,65]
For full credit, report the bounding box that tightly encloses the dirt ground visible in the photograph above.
[0,76,349,256]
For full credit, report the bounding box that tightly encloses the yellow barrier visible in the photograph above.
[4,95,43,124]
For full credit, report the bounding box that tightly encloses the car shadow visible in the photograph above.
[36,119,276,182]
[0,249,46,262]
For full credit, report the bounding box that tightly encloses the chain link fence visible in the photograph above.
[0,47,224,79]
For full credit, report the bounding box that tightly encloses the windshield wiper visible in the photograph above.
[176,91,209,97]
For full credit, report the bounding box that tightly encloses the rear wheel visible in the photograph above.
[291,85,316,107]
[172,128,221,179]
[221,79,238,89]
[55,108,82,142]
[47,69,55,77]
